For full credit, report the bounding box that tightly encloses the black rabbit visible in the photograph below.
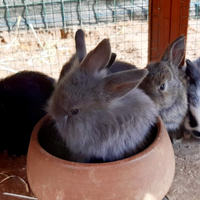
[0,71,55,155]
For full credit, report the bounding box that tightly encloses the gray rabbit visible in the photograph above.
[47,38,158,163]
[60,28,134,78]
[59,29,87,80]
[139,36,188,140]
[184,58,200,138]
[108,57,137,73]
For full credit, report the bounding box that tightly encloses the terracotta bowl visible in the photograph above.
[27,115,175,200]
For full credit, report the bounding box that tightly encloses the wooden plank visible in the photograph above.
[170,0,181,43]
[148,0,153,62]
[148,0,161,62]
[148,0,190,64]
[180,0,190,37]
[148,0,171,62]
[151,38,159,48]
[180,0,190,65]
[158,0,171,58]
[181,0,190,7]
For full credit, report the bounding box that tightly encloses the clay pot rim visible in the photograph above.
[32,114,163,169]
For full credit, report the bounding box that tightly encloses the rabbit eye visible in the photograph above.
[160,84,165,90]
[69,109,79,116]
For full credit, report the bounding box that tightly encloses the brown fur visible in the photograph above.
[140,36,188,139]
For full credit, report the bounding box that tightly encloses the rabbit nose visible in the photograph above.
[192,130,200,138]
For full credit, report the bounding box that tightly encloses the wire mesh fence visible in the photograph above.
[186,0,200,62]
[0,0,148,31]
[0,0,199,80]
[0,0,149,79]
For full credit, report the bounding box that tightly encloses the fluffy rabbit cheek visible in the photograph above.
[162,81,180,107]
[153,82,169,108]
[55,115,69,132]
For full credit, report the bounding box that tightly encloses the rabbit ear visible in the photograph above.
[106,53,116,69]
[75,29,87,62]
[59,29,87,80]
[80,39,111,72]
[109,61,137,73]
[161,36,185,67]
[103,69,148,98]
[186,59,199,84]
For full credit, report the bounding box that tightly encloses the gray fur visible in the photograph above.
[105,53,117,69]
[184,58,200,137]
[47,38,158,163]
[109,60,137,73]
[189,57,200,69]
[139,36,188,138]
[59,29,87,80]
[104,50,137,74]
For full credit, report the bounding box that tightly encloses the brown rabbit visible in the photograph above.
[139,36,188,140]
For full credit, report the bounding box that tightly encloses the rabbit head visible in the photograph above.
[59,29,87,80]
[139,36,188,132]
[185,58,200,138]
[47,38,157,162]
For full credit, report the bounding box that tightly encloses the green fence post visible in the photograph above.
[95,0,99,23]
[113,0,116,23]
[4,0,12,31]
[61,0,66,30]
[78,0,82,26]
[131,0,133,20]
[42,0,48,29]
[23,0,30,29]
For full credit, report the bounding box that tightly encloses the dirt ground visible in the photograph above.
[0,19,200,200]
[167,138,200,200]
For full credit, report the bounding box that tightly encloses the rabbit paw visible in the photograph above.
[169,130,183,144]
[183,130,192,139]
[171,137,183,144]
